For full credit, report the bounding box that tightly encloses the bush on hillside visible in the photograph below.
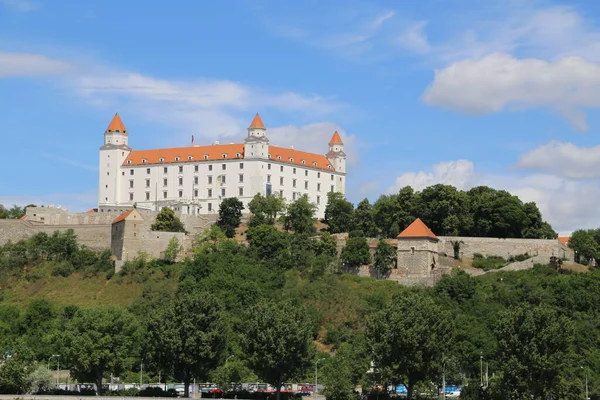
[471,255,507,271]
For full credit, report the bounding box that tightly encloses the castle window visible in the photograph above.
[142,159,147,164]
[163,167,167,174]
[280,166,283,172]
[147,168,151,174]
[208,203,212,211]
[290,158,294,163]
[204,155,209,160]
[127,160,132,164]
[222,154,227,159]
[239,162,244,169]
[293,179,296,188]
[330,185,334,192]
[236,153,241,158]
[301,160,306,164]
[179,166,183,173]
[163,178,168,186]
[268,163,271,170]
[305,170,308,177]
[239,187,244,196]
[305,181,308,189]
[209,165,213,171]
[221,188,226,197]
[194,189,198,197]
[340,177,343,182]
[121,172,124,176]
[268,154,271,159]
[277,156,282,160]
[179,190,183,198]
[313,162,317,167]
[208,189,213,197]
[146,192,150,200]
[317,195,320,205]
[129,193,133,201]
[175,156,180,161]
[194,165,199,172]
[267,175,271,183]
[129,180,134,188]
[293,168,296,174]
[293,192,297,200]
[331,174,334,181]
[194,176,198,185]
[280,177,284,185]
[327,165,331,169]
[159,157,164,162]
[317,172,321,178]
[130,169,134,175]
[179,177,183,186]
[411,247,415,255]
[317,183,321,191]
[163,192,167,199]
[239,174,244,183]
[188,156,193,161]
[145,179,150,188]
[280,190,283,197]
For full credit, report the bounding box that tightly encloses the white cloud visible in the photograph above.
[386,159,600,235]
[423,53,600,130]
[0,52,73,77]
[268,123,360,167]
[397,21,431,54]
[387,160,476,193]
[516,141,600,179]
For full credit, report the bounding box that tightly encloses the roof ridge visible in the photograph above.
[397,218,438,240]
[106,113,127,133]
[249,113,265,129]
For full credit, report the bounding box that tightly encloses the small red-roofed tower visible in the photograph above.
[99,113,131,211]
[396,218,440,278]
[244,113,269,160]
[326,131,346,173]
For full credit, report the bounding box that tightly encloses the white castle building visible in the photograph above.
[98,113,346,218]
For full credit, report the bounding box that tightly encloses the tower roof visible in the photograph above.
[329,131,343,145]
[248,113,265,129]
[397,218,438,240]
[106,113,127,133]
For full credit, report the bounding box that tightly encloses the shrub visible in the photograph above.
[472,256,507,271]
[51,261,75,277]
[473,253,483,259]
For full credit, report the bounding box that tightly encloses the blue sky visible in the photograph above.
[1,0,600,234]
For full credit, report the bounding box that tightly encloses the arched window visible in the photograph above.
[141,159,147,164]
[222,154,227,159]
[290,158,294,162]
[277,156,282,160]
[127,160,132,164]
[313,162,317,167]
[204,154,209,160]
[301,160,306,164]
[159,157,164,162]
[188,156,193,161]
[235,153,241,158]
[175,156,180,161]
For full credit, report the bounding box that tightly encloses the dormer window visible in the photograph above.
[159,157,165,162]
[268,154,271,158]
[235,153,241,158]
[127,160,132,164]
[327,165,332,169]
[204,155,209,160]
[175,156,180,161]
[188,156,193,161]
[289,158,294,162]
[301,160,306,164]
[222,154,227,159]
[277,156,282,160]
[313,162,317,166]
[141,159,147,164]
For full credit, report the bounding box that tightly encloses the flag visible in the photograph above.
[191,135,195,144]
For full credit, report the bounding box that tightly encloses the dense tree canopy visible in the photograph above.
[217,197,244,238]
[151,207,186,233]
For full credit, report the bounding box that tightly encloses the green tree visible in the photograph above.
[322,355,355,400]
[151,207,186,233]
[569,229,599,264]
[246,225,290,261]
[164,237,181,263]
[147,291,227,398]
[61,306,141,395]
[324,192,355,234]
[495,305,575,400]
[217,197,244,238]
[416,184,472,236]
[434,269,476,303]
[340,236,371,269]
[244,300,314,400]
[366,293,454,399]
[282,195,316,234]
[373,240,396,278]
[467,187,530,238]
[354,198,378,237]
[248,194,285,227]
[522,202,557,239]
[0,353,32,394]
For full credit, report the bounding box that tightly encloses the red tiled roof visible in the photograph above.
[124,144,335,171]
[558,237,570,245]
[107,113,126,133]
[329,131,343,145]
[397,218,438,240]
[86,208,98,213]
[112,209,134,224]
[249,113,265,129]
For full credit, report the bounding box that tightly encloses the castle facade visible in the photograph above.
[98,113,346,218]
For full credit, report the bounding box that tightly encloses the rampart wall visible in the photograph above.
[437,236,573,260]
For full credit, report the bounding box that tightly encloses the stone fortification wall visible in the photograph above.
[437,236,573,261]
[26,207,123,225]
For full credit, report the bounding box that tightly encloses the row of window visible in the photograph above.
[128,189,326,205]
[126,164,336,177]
[127,175,337,191]
[126,156,333,169]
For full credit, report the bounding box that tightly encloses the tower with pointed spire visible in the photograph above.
[98,113,132,211]
[244,113,269,159]
[327,131,346,174]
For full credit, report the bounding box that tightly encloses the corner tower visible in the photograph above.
[244,113,269,159]
[98,113,131,211]
[327,131,346,173]
[396,218,439,278]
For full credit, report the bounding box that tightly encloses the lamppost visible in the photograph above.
[581,366,589,400]
[480,353,483,387]
[48,355,60,386]
[315,358,326,397]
